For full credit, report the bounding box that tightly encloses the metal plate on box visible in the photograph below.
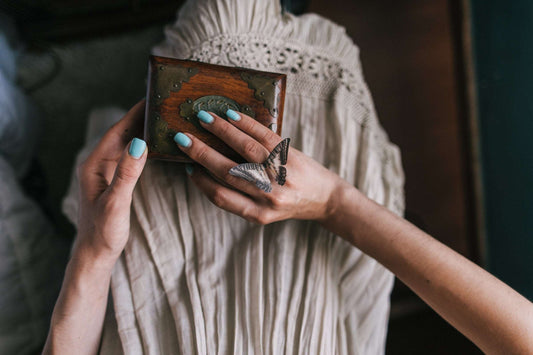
[180,95,255,129]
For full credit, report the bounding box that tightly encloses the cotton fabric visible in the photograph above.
[63,0,405,353]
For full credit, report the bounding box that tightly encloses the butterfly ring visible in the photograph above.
[228,138,290,193]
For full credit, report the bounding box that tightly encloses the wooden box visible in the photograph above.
[144,55,287,162]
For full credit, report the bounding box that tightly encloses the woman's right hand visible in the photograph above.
[174,110,349,225]
[44,101,148,355]
[74,100,147,268]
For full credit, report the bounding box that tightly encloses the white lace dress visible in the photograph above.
[63,0,405,353]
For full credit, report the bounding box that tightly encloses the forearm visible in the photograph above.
[43,246,115,355]
[323,182,533,354]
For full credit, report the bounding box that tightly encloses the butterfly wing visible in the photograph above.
[264,138,290,185]
[229,163,272,193]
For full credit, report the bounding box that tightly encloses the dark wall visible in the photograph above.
[308,0,477,260]
[471,0,533,300]
[308,1,483,352]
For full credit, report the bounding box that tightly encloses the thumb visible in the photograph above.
[108,138,147,200]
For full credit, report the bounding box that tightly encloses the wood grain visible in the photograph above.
[145,56,286,163]
[308,0,476,260]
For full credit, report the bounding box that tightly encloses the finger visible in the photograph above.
[80,100,146,198]
[186,164,264,224]
[196,110,269,163]
[107,138,147,201]
[174,132,267,198]
[224,109,281,151]
[89,100,146,163]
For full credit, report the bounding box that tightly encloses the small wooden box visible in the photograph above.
[144,55,287,162]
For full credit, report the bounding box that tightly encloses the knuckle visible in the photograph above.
[267,193,285,208]
[223,171,239,186]
[260,130,277,144]
[243,140,261,159]
[194,145,210,163]
[243,119,255,131]
[210,187,227,208]
[241,206,256,222]
[243,206,270,225]
[246,215,263,225]
[222,173,233,185]
[216,121,231,136]
[115,165,138,183]
[255,214,270,226]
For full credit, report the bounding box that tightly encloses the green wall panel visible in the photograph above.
[471,0,533,299]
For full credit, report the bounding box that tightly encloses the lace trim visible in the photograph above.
[185,34,374,111]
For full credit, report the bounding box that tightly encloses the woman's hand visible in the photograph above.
[74,100,147,268]
[174,110,345,225]
[44,101,148,355]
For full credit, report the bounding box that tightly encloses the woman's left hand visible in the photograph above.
[174,110,346,225]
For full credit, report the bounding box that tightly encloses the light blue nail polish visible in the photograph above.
[174,132,192,147]
[129,138,146,159]
[185,164,194,176]
[197,110,214,124]
[226,109,241,121]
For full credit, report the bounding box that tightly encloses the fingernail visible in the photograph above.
[226,109,241,121]
[185,163,194,175]
[197,110,214,124]
[129,138,146,159]
[174,132,191,147]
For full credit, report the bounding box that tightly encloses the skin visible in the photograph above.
[44,102,533,354]
[43,101,148,354]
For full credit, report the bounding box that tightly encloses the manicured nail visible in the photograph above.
[174,132,192,147]
[128,138,146,159]
[185,163,194,175]
[197,110,214,124]
[226,109,241,121]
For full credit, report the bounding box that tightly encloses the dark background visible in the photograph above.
[470,0,533,303]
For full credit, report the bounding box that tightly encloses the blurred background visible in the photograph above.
[0,0,531,354]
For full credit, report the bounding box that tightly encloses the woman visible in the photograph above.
[44,102,533,354]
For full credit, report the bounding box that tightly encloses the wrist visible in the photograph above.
[49,236,115,335]
[70,236,120,274]
[320,179,358,223]
[319,180,366,243]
